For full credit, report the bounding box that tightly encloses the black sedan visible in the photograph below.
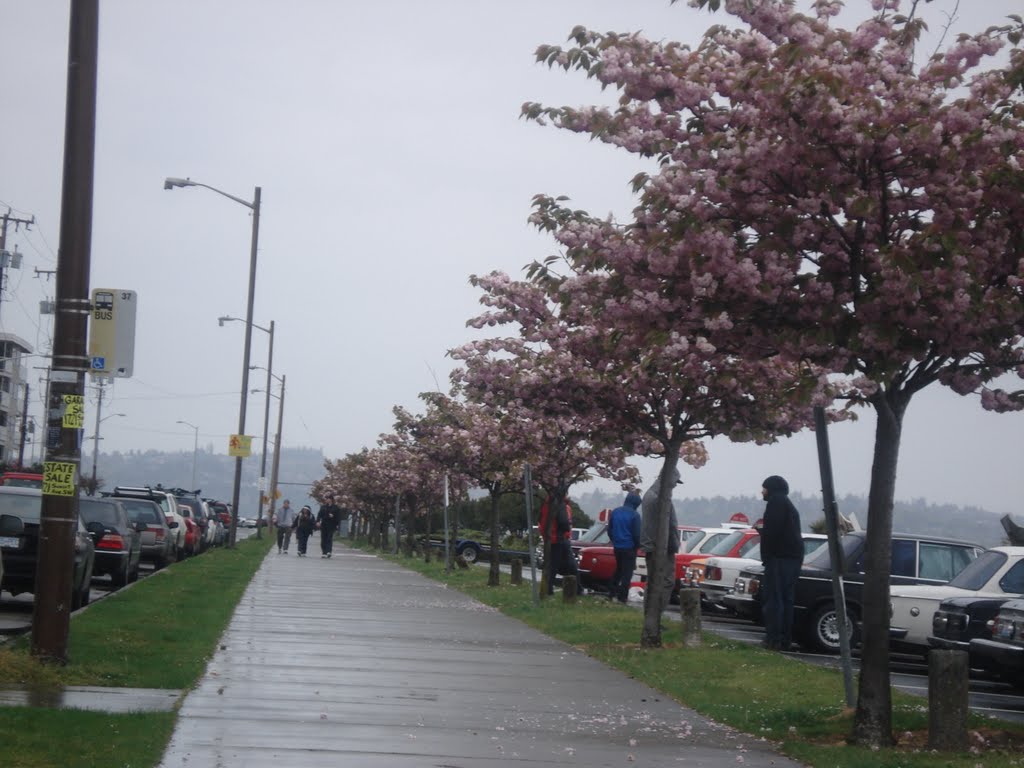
[970,598,1024,689]
[78,497,142,587]
[0,487,95,610]
[724,530,983,653]
[929,594,1017,671]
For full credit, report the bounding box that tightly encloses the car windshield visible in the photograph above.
[685,533,708,553]
[78,499,121,526]
[804,537,828,557]
[744,543,762,561]
[0,492,42,523]
[578,523,607,544]
[947,550,1007,591]
[805,533,864,570]
[709,530,747,556]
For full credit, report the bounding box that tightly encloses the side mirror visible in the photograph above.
[166,520,179,529]
[0,513,25,536]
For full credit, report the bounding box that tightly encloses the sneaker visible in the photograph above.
[327,552,332,558]
[278,548,282,553]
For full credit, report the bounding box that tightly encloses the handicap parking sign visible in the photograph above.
[91,356,105,370]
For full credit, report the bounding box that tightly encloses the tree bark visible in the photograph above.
[852,389,908,747]
[488,489,501,586]
[641,444,681,648]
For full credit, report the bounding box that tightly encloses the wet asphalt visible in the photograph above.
[155,537,802,768]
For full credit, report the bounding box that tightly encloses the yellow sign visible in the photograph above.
[228,434,252,457]
[62,395,85,429]
[43,461,77,496]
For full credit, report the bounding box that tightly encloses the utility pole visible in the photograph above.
[256,320,274,539]
[0,208,35,325]
[89,378,104,494]
[266,374,286,527]
[33,0,99,663]
[18,382,30,466]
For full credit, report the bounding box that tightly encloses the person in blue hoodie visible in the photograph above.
[608,491,643,603]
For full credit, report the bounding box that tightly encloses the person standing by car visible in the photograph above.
[539,497,580,596]
[641,465,682,609]
[608,491,643,604]
[759,475,804,651]
[275,499,296,554]
[316,495,342,558]
[294,505,316,556]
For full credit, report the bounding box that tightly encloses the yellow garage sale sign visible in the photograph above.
[228,435,252,457]
[43,462,77,496]
[62,395,85,429]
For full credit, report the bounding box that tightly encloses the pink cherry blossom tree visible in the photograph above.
[460,266,836,645]
[525,0,1024,745]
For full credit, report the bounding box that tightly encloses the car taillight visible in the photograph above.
[748,578,760,596]
[148,525,165,541]
[97,533,126,551]
[707,566,722,582]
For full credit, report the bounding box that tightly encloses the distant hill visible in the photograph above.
[573,487,1013,549]
[92,446,328,515]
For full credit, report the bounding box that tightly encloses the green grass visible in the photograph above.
[370,541,1024,768]
[0,709,175,768]
[0,533,273,689]
[0,534,274,768]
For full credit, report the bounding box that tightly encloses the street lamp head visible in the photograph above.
[218,316,233,327]
[163,177,195,190]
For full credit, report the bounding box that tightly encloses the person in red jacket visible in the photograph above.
[539,498,581,595]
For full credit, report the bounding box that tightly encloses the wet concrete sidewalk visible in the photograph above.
[158,538,804,767]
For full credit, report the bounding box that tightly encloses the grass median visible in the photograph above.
[0,532,274,768]
[365,541,1024,768]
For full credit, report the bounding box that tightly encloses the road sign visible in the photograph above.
[228,435,252,457]
[729,512,750,525]
[88,288,136,377]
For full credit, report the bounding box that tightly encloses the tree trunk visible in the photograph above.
[424,507,433,563]
[641,444,681,648]
[852,388,908,747]
[404,497,416,556]
[488,489,501,586]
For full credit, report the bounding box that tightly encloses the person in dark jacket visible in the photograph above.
[538,498,580,596]
[316,495,342,558]
[760,475,804,651]
[294,505,316,556]
[608,491,642,603]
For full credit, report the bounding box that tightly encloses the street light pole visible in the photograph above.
[267,374,286,528]
[176,420,199,489]
[165,177,261,548]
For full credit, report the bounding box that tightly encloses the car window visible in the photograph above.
[0,492,42,523]
[698,533,728,553]
[745,543,762,561]
[684,533,707,553]
[890,539,917,577]
[919,542,976,581]
[946,549,1006,590]
[709,531,746,556]
[999,560,1024,594]
[804,538,827,556]
[738,536,760,558]
[78,499,123,526]
[122,501,161,525]
[578,523,607,544]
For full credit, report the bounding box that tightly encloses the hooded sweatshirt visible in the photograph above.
[640,465,681,554]
[608,492,643,550]
[760,475,804,560]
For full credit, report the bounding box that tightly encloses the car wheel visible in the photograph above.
[806,602,858,654]
[458,543,481,563]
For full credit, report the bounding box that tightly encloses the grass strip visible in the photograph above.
[367,541,1024,768]
[0,534,274,768]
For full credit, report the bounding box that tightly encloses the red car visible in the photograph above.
[577,525,702,594]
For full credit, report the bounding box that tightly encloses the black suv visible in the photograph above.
[0,487,96,609]
[725,530,983,653]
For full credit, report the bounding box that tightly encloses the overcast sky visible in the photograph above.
[1,1,1022,517]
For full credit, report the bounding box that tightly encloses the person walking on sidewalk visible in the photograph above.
[317,495,342,558]
[608,491,642,604]
[294,505,316,556]
[759,475,804,651]
[275,499,296,554]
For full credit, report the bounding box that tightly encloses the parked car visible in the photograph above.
[0,471,44,488]
[681,528,762,588]
[696,533,827,611]
[175,494,216,552]
[206,499,232,528]
[0,487,96,609]
[889,547,1024,655]
[118,496,176,569]
[580,525,703,594]
[106,486,189,560]
[725,530,983,653]
[929,594,1020,672]
[78,496,142,587]
[670,527,758,601]
[969,597,1024,689]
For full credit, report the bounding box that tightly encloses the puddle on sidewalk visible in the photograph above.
[0,684,181,713]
